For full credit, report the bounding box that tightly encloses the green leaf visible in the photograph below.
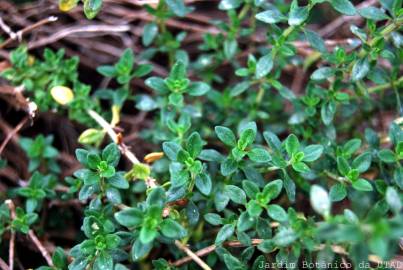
[142,23,158,46]
[310,185,331,216]
[242,180,260,199]
[116,48,134,74]
[106,187,122,204]
[262,179,283,201]
[285,134,300,155]
[256,7,287,24]
[267,204,288,222]
[350,25,367,41]
[288,2,309,26]
[238,128,256,150]
[351,57,370,81]
[133,64,153,78]
[337,156,350,176]
[69,257,88,270]
[255,54,273,79]
[224,39,238,59]
[257,240,275,253]
[102,143,120,166]
[166,0,188,17]
[223,253,245,269]
[385,187,402,213]
[139,225,158,244]
[321,101,336,125]
[292,162,310,173]
[187,82,210,96]
[378,149,396,163]
[311,67,335,81]
[303,145,324,162]
[93,251,113,270]
[247,148,272,163]
[283,173,296,202]
[329,0,356,16]
[114,208,143,227]
[343,138,362,156]
[273,227,297,247]
[195,173,212,196]
[215,224,235,244]
[83,0,102,19]
[168,93,184,107]
[160,219,187,239]
[230,81,251,97]
[358,7,389,21]
[237,212,255,232]
[186,132,203,158]
[204,213,223,225]
[224,185,247,205]
[199,149,225,162]
[52,247,67,269]
[146,187,166,208]
[247,200,263,217]
[132,239,152,261]
[218,0,242,10]
[329,184,347,202]
[352,178,373,191]
[221,158,238,176]
[304,29,327,53]
[145,77,170,94]
[169,61,187,81]
[352,152,372,173]
[162,141,181,161]
[97,65,116,77]
[215,126,236,147]
[87,153,101,170]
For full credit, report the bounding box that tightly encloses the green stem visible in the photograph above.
[324,170,347,184]
[238,3,250,20]
[392,80,402,116]
[255,86,265,105]
[367,76,403,94]
[369,20,402,47]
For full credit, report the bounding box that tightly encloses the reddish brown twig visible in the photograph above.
[171,239,264,267]
[171,238,385,268]
[28,24,130,49]
[4,200,15,270]
[28,230,53,266]
[0,16,57,49]
[0,257,9,270]
[0,116,29,157]
[174,240,212,270]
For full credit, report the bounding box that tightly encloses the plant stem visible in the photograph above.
[174,240,212,270]
[367,76,403,94]
[237,3,250,20]
[324,170,347,183]
[171,238,383,267]
[5,200,15,270]
[28,230,53,266]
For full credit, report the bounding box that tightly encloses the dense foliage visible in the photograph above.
[0,0,402,269]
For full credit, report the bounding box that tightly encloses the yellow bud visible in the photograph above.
[111,105,120,127]
[51,86,74,105]
[27,55,35,66]
[59,0,78,12]
[78,128,105,144]
[144,152,164,164]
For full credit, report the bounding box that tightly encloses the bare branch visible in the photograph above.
[174,240,212,270]
[0,16,57,49]
[28,230,53,266]
[4,200,15,270]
